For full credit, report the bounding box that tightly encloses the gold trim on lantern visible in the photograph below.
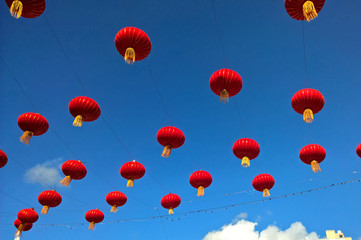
[88,222,95,230]
[60,176,72,186]
[197,186,205,196]
[311,160,321,173]
[126,179,134,187]
[41,205,49,215]
[220,89,229,103]
[73,115,83,127]
[125,47,135,64]
[168,208,174,214]
[10,0,23,19]
[263,188,270,197]
[110,205,118,213]
[241,156,250,168]
[20,131,33,145]
[303,1,318,22]
[161,145,172,158]
[303,108,314,123]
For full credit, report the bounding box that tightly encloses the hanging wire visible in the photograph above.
[302,22,309,88]
[234,99,247,137]
[210,0,227,67]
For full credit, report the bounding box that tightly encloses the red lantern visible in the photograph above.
[157,126,185,157]
[106,191,127,213]
[189,170,212,196]
[252,174,275,197]
[60,160,87,186]
[38,190,62,215]
[5,0,45,19]
[68,96,101,127]
[14,219,32,238]
[291,88,324,123]
[285,0,325,22]
[85,209,104,230]
[120,160,145,187]
[232,138,260,167]
[299,144,326,173]
[17,113,49,145]
[115,27,151,64]
[161,193,181,214]
[15,208,38,237]
[209,69,243,103]
[0,149,8,168]
[357,144,361,158]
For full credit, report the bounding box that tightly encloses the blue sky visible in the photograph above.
[1,0,361,239]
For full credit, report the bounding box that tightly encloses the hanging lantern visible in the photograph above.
[85,209,104,230]
[157,126,185,158]
[209,69,243,103]
[14,219,32,239]
[38,190,62,215]
[285,0,326,22]
[291,88,324,123]
[0,149,8,168]
[189,170,212,196]
[161,193,181,214]
[252,174,275,197]
[106,191,127,213]
[15,208,38,237]
[356,144,361,158]
[60,160,87,186]
[232,138,260,167]
[115,27,151,64]
[299,144,326,173]
[68,96,101,127]
[17,113,49,145]
[120,160,145,187]
[5,0,45,19]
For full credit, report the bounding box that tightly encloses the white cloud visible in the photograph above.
[203,218,318,240]
[24,158,63,187]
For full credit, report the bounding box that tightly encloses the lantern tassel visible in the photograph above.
[60,176,72,186]
[241,156,250,168]
[263,189,270,197]
[220,89,229,103]
[197,186,205,196]
[303,108,314,123]
[10,0,23,19]
[126,179,134,187]
[303,1,318,22]
[20,131,33,145]
[161,145,172,158]
[15,235,20,240]
[125,47,135,64]
[88,222,95,230]
[14,224,24,237]
[168,208,174,214]
[110,205,118,213]
[41,205,49,215]
[311,160,321,173]
[73,115,83,127]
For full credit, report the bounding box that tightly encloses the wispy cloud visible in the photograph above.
[203,217,318,240]
[24,158,64,187]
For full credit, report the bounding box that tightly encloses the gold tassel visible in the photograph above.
[303,1,318,22]
[197,186,205,196]
[263,189,270,197]
[125,47,135,64]
[60,176,72,186]
[110,205,118,213]
[303,108,314,123]
[15,223,24,237]
[73,115,83,127]
[161,145,172,158]
[311,160,321,173]
[41,205,49,215]
[168,208,174,214]
[126,179,134,187]
[220,89,229,103]
[20,131,33,145]
[10,0,23,19]
[241,156,250,168]
[88,222,95,230]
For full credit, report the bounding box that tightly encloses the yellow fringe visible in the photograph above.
[241,156,250,168]
[220,89,229,103]
[15,223,24,237]
[41,205,49,215]
[10,0,23,19]
[125,47,135,64]
[20,131,33,145]
[88,222,95,230]
[197,186,205,196]
[311,160,321,173]
[60,176,72,187]
[168,208,174,214]
[126,179,134,187]
[303,108,314,123]
[161,145,172,158]
[303,1,318,22]
[263,188,270,197]
[73,115,83,127]
[110,205,118,213]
